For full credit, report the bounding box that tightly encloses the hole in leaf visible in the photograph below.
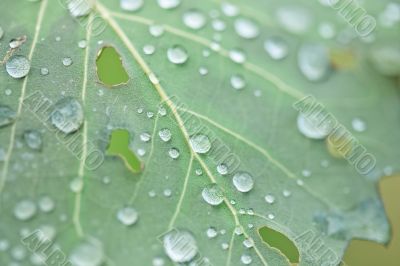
[106,129,143,174]
[258,226,300,263]
[96,46,129,87]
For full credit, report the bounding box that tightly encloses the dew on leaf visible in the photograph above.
[276,5,312,34]
[149,24,165,37]
[0,239,9,251]
[62,57,73,67]
[143,44,156,55]
[234,18,260,39]
[51,97,84,134]
[163,189,172,197]
[234,226,243,235]
[319,22,336,39]
[163,230,198,263]
[78,40,87,49]
[6,55,30,79]
[157,0,181,9]
[298,43,331,82]
[5,89,11,96]
[96,46,129,86]
[69,239,104,266]
[199,67,208,75]
[264,36,289,60]
[233,172,254,192]
[67,0,92,17]
[120,0,143,12]
[351,118,366,132]
[189,134,211,154]
[149,72,160,84]
[152,257,165,266]
[221,242,229,250]
[297,113,331,140]
[38,195,55,213]
[212,19,226,31]
[206,227,218,238]
[369,45,400,76]
[117,206,138,226]
[167,45,189,64]
[159,128,172,142]
[168,148,180,159]
[195,168,203,176]
[243,238,254,248]
[241,254,252,265]
[221,2,239,17]
[70,178,83,193]
[0,105,16,128]
[182,9,207,30]
[217,164,228,175]
[140,132,151,142]
[14,199,37,221]
[40,67,49,76]
[268,213,275,220]
[23,130,42,151]
[230,74,246,90]
[229,48,246,64]
[11,245,26,261]
[202,184,224,206]
[264,194,275,204]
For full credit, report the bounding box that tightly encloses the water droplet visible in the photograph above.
[0,105,16,128]
[217,164,228,175]
[221,2,239,17]
[163,188,172,197]
[143,44,156,55]
[23,130,42,150]
[243,238,254,248]
[38,195,55,213]
[241,254,252,265]
[264,194,275,204]
[120,0,143,11]
[182,9,206,30]
[283,189,291,198]
[264,36,289,60]
[298,43,331,82]
[78,40,87,49]
[230,74,246,90]
[69,239,104,266]
[68,0,92,17]
[221,242,229,250]
[189,134,211,154]
[268,213,275,220]
[297,113,332,140]
[163,230,198,263]
[62,57,73,67]
[149,72,160,84]
[117,206,138,226]
[4,89,11,96]
[0,239,9,251]
[206,227,218,238]
[212,19,226,31]
[14,199,37,221]
[369,45,400,77]
[157,0,180,9]
[149,25,165,37]
[229,48,246,64]
[159,128,172,142]
[276,6,312,34]
[167,45,189,64]
[233,172,254,193]
[70,178,84,193]
[352,118,367,132]
[51,97,84,134]
[199,67,208,75]
[40,67,49,76]
[140,132,151,142]
[319,22,336,39]
[234,18,259,39]
[6,55,30,79]
[202,184,224,206]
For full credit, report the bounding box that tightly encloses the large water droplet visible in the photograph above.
[182,9,207,30]
[232,172,254,193]
[163,230,198,263]
[69,239,104,266]
[120,0,143,11]
[167,45,189,64]
[14,200,37,221]
[23,130,42,150]
[189,134,211,154]
[6,55,30,79]
[202,184,224,206]
[264,36,289,60]
[297,113,331,139]
[234,18,260,39]
[117,206,138,226]
[0,105,16,128]
[157,0,181,9]
[298,43,331,82]
[51,97,84,134]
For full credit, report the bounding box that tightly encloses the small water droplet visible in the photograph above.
[117,206,138,226]
[182,9,207,30]
[152,257,165,266]
[157,0,181,9]
[297,113,331,140]
[23,130,42,150]
[40,67,49,76]
[78,40,87,49]
[195,168,203,176]
[298,43,331,82]
[38,195,55,213]
[352,118,367,132]
[143,44,156,55]
[0,26,3,40]
[69,239,104,266]
[167,45,189,64]
[199,67,208,75]
[206,227,218,238]
[234,18,259,39]
[68,0,92,17]
[264,194,275,204]
[51,97,84,134]
[163,230,198,263]
[120,0,143,11]
[14,199,36,221]
[241,254,252,265]
[276,6,312,34]
[6,55,30,79]
[140,132,151,142]
[62,57,73,67]
[212,19,226,31]
[232,172,254,193]
[230,74,246,90]
[264,36,289,60]
[268,213,275,220]
[0,105,16,128]
[202,184,224,206]
[221,2,239,17]
[149,24,165,37]
[189,134,211,154]
[70,178,84,193]
[217,164,228,175]
[159,128,172,142]
[283,189,291,198]
[149,72,160,84]
[163,188,172,197]
[243,238,254,248]
[221,242,229,250]
[229,48,246,64]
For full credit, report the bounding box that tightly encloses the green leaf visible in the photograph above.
[0,0,399,265]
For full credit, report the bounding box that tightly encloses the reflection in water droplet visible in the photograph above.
[233,172,254,192]
[163,230,198,263]
[117,206,138,226]
[202,184,224,206]
[264,36,289,60]
[0,105,16,128]
[234,18,259,39]
[167,45,189,64]
[182,9,207,30]
[14,200,37,221]
[298,43,331,82]
[157,0,181,9]
[6,55,30,79]
[51,97,84,134]
[120,0,143,11]
[189,134,211,154]
[23,130,42,150]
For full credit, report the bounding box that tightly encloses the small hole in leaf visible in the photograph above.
[96,46,129,87]
[258,226,300,263]
[106,129,143,174]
